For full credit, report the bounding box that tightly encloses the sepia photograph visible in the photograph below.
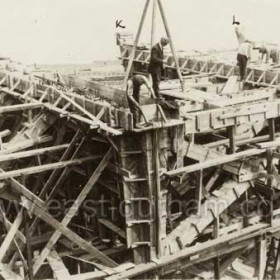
[1,0,280,279]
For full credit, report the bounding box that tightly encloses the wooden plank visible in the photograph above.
[165,148,266,177]
[221,76,239,95]
[33,147,116,274]
[47,250,71,280]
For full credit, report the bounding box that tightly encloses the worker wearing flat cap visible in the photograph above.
[148,37,170,99]
[126,74,155,129]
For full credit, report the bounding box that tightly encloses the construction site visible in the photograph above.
[2,0,280,279]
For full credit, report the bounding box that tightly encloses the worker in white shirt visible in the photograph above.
[237,40,252,84]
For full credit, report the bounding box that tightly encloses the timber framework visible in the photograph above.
[2,0,280,280]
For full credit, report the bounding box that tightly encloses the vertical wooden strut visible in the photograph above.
[149,0,157,84]
[153,129,162,257]
[213,215,220,280]
[227,125,236,154]
[267,118,275,226]
[156,0,185,91]
[24,210,34,280]
[151,0,157,48]
[123,0,151,87]
[255,236,267,280]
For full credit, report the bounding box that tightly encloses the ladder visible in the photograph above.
[264,237,280,279]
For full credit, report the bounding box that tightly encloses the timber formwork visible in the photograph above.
[3,39,280,280]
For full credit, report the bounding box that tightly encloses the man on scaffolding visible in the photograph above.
[126,74,155,129]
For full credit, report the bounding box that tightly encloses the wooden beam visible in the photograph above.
[45,136,87,200]
[153,129,162,257]
[99,219,126,239]
[123,0,151,86]
[0,130,10,138]
[47,250,71,280]
[6,175,45,208]
[0,209,24,262]
[24,209,34,280]
[255,237,267,280]
[0,136,53,155]
[220,248,246,276]
[165,148,266,177]
[0,144,69,163]
[205,168,221,191]
[38,130,81,199]
[0,208,26,244]
[0,155,102,180]
[157,0,184,91]
[33,147,116,274]
[0,263,23,280]
[255,140,280,149]
[0,103,42,113]
[196,170,203,215]
[227,125,236,154]
[213,214,220,280]
[150,0,157,47]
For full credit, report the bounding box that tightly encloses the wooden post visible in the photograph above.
[153,129,162,258]
[24,210,33,280]
[149,0,157,84]
[243,189,249,227]
[255,236,267,280]
[151,0,157,48]
[157,0,184,91]
[269,118,276,142]
[123,0,151,87]
[213,215,220,280]
[227,125,236,154]
[267,147,273,225]
[267,118,275,225]
[196,169,203,216]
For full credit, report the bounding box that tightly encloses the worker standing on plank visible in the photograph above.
[148,37,170,99]
[258,43,280,64]
[237,40,252,87]
[126,74,155,128]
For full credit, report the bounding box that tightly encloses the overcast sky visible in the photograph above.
[0,0,279,64]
